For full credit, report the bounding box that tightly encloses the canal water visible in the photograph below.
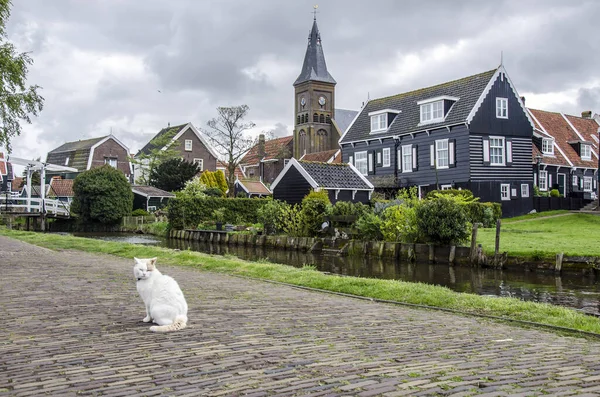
[75,232,600,317]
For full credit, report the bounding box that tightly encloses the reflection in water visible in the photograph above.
[73,233,600,316]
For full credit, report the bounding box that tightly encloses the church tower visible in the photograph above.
[293,14,337,158]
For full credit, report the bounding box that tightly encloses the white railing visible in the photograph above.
[0,196,71,216]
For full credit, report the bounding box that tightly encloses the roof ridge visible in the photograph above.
[371,68,497,104]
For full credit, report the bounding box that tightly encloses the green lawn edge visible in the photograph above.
[2,227,600,336]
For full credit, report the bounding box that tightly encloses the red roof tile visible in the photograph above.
[564,114,600,153]
[301,149,339,163]
[0,153,6,176]
[528,108,596,169]
[11,177,23,192]
[48,178,74,198]
[241,136,293,165]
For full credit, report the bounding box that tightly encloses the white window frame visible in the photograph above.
[581,144,591,160]
[354,151,368,176]
[184,139,193,151]
[105,157,117,168]
[420,100,444,124]
[539,170,548,191]
[370,113,387,133]
[541,138,554,155]
[501,183,510,201]
[435,139,449,169]
[521,184,529,198]
[489,136,505,166]
[583,176,593,192]
[65,156,70,166]
[441,184,452,190]
[496,97,508,119]
[382,148,390,167]
[402,144,412,173]
[193,158,204,171]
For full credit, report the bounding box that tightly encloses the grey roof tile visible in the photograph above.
[294,19,336,86]
[334,108,358,134]
[341,69,497,143]
[299,160,371,190]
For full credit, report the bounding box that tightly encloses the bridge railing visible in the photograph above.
[0,196,70,216]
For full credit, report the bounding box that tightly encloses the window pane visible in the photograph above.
[432,101,443,119]
[436,140,448,168]
[402,145,412,171]
[489,137,504,165]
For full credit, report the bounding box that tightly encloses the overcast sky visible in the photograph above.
[4,0,600,172]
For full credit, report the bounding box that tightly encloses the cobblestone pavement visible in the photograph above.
[2,236,600,396]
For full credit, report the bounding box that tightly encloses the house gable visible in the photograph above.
[468,68,533,138]
[89,136,131,176]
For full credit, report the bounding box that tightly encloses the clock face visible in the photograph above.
[300,97,306,107]
[318,96,326,106]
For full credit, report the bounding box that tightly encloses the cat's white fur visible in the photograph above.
[133,257,188,333]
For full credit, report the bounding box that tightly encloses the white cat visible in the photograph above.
[133,257,188,333]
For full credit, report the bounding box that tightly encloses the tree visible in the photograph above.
[201,105,257,197]
[132,127,181,185]
[149,157,200,192]
[213,170,228,196]
[71,165,133,224]
[0,0,44,152]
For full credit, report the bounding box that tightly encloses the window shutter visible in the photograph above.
[376,150,382,167]
[573,175,577,186]
[580,177,584,189]
[448,139,456,168]
[348,155,353,166]
[549,174,552,189]
[412,145,418,171]
[534,173,537,187]
[594,178,597,190]
[430,143,435,168]
[506,139,513,166]
[397,149,402,171]
[368,151,374,175]
[482,139,490,165]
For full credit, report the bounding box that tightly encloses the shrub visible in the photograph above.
[132,209,149,216]
[464,202,502,227]
[257,198,288,235]
[71,165,133,224]
[355,212,384,241]
[415,197,470,245]
[550,189,560,197]
[167,197,266,229]
[425,188,478,203]
[204,187,224,197]
[381,204,420,243]
[278,204,304,237]
[328,200,369,218]
[300,190,332,237]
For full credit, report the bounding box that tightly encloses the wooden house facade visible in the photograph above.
[339,65,535,217]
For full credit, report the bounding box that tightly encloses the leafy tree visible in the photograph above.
[201,105,257,197]
[71,165,133,224]
[132,127,180,185]
[0,0,44,152]
[149,157,200,192]
[300,189,331,237]
[175,177,207,200]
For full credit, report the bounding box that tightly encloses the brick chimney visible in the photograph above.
[581,110,592,119]
[257,134,266,158]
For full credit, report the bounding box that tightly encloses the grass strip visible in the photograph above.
[2,227,600,335]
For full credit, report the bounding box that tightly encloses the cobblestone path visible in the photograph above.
[2,235,600,396]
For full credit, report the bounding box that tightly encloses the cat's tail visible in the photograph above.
[149,315,187,333]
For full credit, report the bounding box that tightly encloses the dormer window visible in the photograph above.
[581,144,591,160]
[496,97,508,119]
[368,109,400,134]
[542,138,554,155]
[418,96,458,125]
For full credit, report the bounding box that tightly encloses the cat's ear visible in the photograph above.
[134,257,139,263]
[147,257,158,271]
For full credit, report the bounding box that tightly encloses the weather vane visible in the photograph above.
[313,4,319,20]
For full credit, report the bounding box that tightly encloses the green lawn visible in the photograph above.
[2,227,600,336]
[477,212,600,258]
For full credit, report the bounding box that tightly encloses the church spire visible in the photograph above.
[293,12,336,86]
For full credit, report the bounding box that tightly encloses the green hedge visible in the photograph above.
[168,197,266,229]
[464,202,502,227]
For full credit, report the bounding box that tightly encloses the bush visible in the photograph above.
[256,198,288,235]
[300,190,331,237]
[328,200,369,218]
[71,165,133,224]
[425,188,478,202]
[464,202,502,227]
[132,209,149,216]
[205,187,224,197]
[278,204,304,237]
[381,204,421,243]
[550,189,560,197]
[167,197,266,229]
[415,197,470,245]
[355,212,384,241]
